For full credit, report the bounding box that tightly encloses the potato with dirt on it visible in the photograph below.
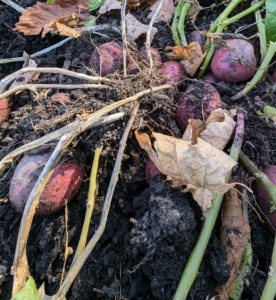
[159,61,186,90]
[139,46,162,66]
[89,42,123,76]
[9,152,85,215]
[211,39,256,83]
[0,97,12,123]
[145,159,162,185]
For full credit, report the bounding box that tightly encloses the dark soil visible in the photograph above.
[0,1,276,299]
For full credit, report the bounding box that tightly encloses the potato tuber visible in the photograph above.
[159,61,186,89]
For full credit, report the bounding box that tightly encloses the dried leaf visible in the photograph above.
[135,130,237,212]
[183,109,236,150]
[55,22,80,37]
[165,42,206,76]
[9,52,40,94]
[125,13,158,42]
[98,0,122,13]
[216,188,251,299]
[14,0,89,37]
[147,0,175,23]
[186,0,202,24]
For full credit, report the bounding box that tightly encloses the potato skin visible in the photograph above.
[211,39,256,83]
[9,153,85,214]
[188,31,205,51]
[254,165,276,233]
[159,61,186,89]
[89,42,123,76]
[176,82,223,133]
[139,47,162,65]
[0,97,12,123]
[145,159,161,185]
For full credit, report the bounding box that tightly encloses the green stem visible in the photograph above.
[261,235,276,300]
[254,7,267,61]
[172,0,185,46]
[177,2,192,46]
[231,42,276,101]
[198,24,225,79]
[173,110,245,300]
[70,145,103,267]
[239,151,276,209]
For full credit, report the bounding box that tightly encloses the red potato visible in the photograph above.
[145,159,162,185]
[188,31,205,52]
[159,61,186,89]
[9,152,85,215]
[254,165,276,232]
[139,46,162,66]
[203,72,220,84]
[211,39,256,83]
[89,42,123,76]
[272,71,276,82]
[176,82,223,133]
[0,97,12,123]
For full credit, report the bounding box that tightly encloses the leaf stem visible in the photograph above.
[172,0,185,46]
[70,145,103,267]
[173,110,245,300]
[231,42,276,101]
[177,2,192,46]
[254,7,267,61]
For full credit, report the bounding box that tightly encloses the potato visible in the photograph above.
[176,82,223,133]
[187,31,205,51]
[145,159,162,185]
[211,39,256,83]
[159,61,186,89]
[89,42,123,76]
[139,46,162,66]
[254,165,276,232]
[9,152,85,214]
[203,72,220,84]
[0,97,12,123]
[51,93,70,104]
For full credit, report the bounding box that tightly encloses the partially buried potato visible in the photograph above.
[9,152,85,214]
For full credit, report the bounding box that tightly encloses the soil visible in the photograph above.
[0,1,276,299]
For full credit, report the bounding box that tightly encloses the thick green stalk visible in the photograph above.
[254,7,267,61]
[261,235,276,300]
[172,0,185,46]
[239,151,276,209]
[198,24,225,79]
[173,111,245,300]
[71,145,103,267]
[231,42,276,101]
[177,2,192,46]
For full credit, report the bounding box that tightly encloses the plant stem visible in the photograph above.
[239,151,276,208]
[261,235,276,300]
[177,2,192,46]
[172,0,184,46]
[173,110,245,300]
[254,7,267,61]
[121,0,127,77]
[70,145,103,267]
[231,42,276,101]
[198,24,225,79]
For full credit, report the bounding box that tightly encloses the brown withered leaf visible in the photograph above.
[98,0,122,13]
[135,130,237,212]
[165,42,206,76]
[14,0,89,37]
[55,22,80,37]
[9,52,40,94]
[147,0,175,23]
[216,188,251,299]
[125,13,157,42]
[183,109,236,150]
[186,0,202,24]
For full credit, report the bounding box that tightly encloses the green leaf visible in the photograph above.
[46,0,55,3]
[11,276,40,300]
[88,0,105,12]
[265,0,276,43]
[264,105,276,122]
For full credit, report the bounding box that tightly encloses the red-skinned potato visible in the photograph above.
[9,152,85,215]
[272,71,276,83]
[211,39,256,83]
[254,165,276,233]
[145,159,162,185]
[203,72,219,84]
[89,42,123,76]
[188,31,205,52]
[0,97,12,123]
[139,46,162,66]
[176,82,223,133]
[159,61,186,89]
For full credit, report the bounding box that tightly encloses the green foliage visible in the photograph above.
[88,0,105,12]
[46,0,55,3]
[11,276,40,300]
[265,0,276,43]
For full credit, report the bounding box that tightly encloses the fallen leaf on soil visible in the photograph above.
[186,0,202,24]
[14,0,90,37]
[135,130,237,212]
[165,42,206,76]
[183,109,236,150]
[216,187,251,299]
[98,0,122,13]
[147,0,175,23]
[125,13,158,42]
[9,52,40,94]
[55,22,80,37]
